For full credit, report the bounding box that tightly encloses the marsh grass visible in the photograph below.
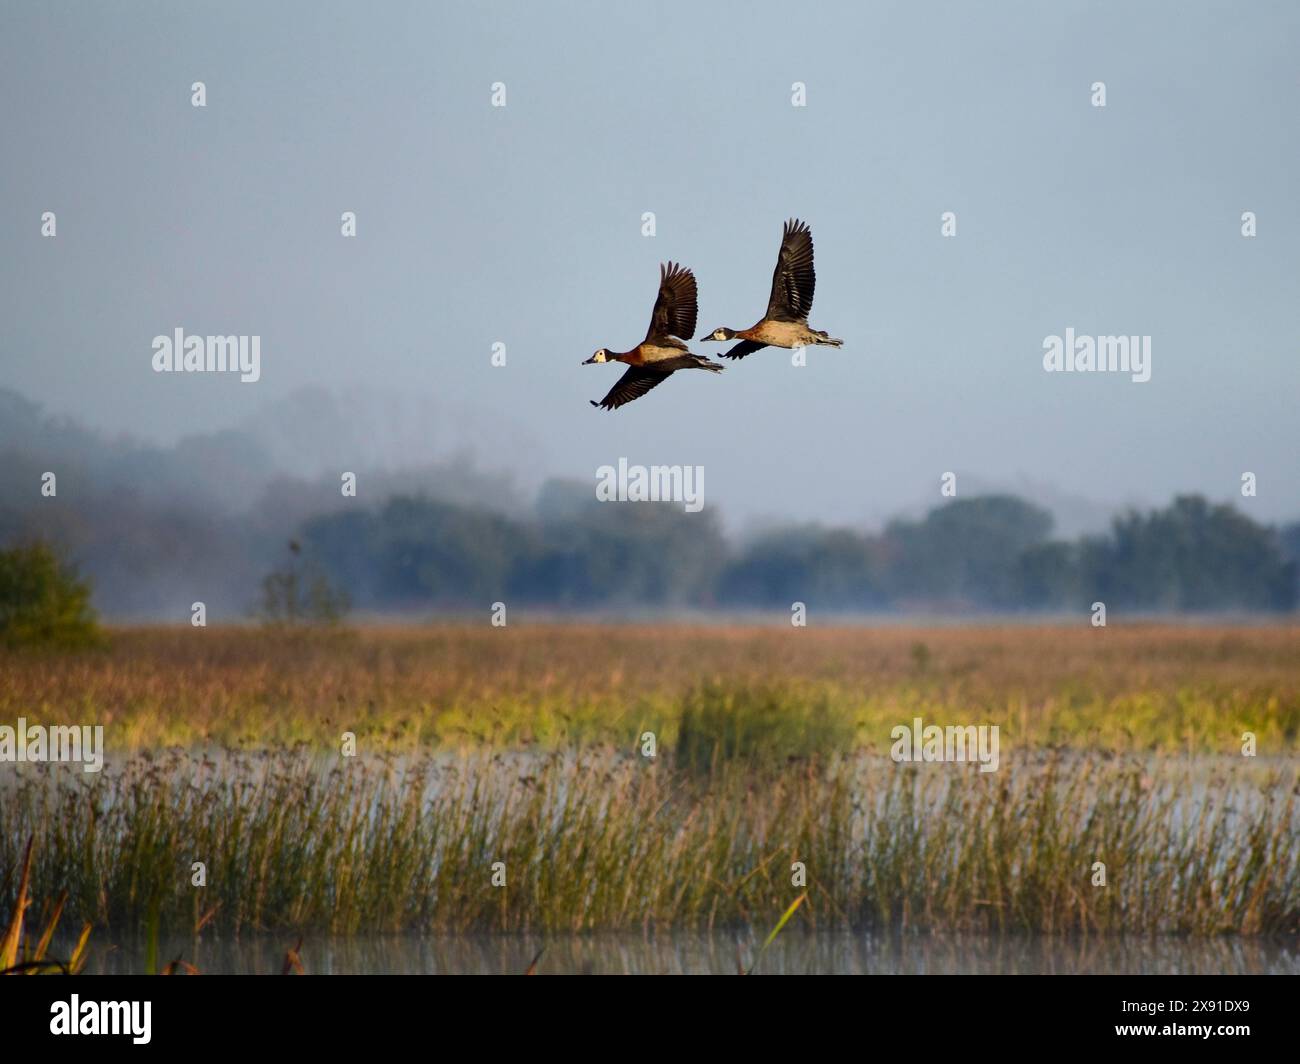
[2,749,1294,938]
[1,624,1296,754]
[675,683,853,773]
[3,624,1297,942]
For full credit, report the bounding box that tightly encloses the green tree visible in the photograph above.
[0,541,102,648]
[884,495,1055,607]
[1097,496,1294,611]
[719,526,884,609]
[1016,540,1083,608]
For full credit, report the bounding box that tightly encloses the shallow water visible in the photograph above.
[75,931,1300,975]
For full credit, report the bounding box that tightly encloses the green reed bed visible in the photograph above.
[2,748,1295,937]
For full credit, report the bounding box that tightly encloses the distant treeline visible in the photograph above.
[300,485,1298,613]
[3,388,1297,617]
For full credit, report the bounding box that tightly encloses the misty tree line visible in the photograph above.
[298,486,1296,614]
[4,388,1295,618]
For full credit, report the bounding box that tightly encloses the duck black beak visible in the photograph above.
[582,355,598,365]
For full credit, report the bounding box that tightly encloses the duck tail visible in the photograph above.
[815,331,844,347]
[694,355,724,372]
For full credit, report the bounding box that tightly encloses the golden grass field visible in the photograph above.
[1,623,1297,940]
[2,622,1297,753]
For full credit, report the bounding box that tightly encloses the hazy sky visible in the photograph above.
[2,1,1297,533]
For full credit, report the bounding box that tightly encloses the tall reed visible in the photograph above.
[2,749,1294,937]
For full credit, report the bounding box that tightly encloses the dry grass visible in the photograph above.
[0,622,1297,753]
[2,623,1297,939]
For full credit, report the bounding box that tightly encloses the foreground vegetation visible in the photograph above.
[2,748,1295,937]
[2,624,1297,940]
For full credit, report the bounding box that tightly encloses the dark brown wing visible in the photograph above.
[765,218,815,322]
[590,365,672,411]
[722,340,767,360]
[645,261,698,342]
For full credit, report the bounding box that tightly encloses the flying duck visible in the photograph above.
[584,261,723,410]
[701,218,842,359]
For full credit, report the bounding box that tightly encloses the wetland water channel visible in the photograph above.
[76,931,1300,975]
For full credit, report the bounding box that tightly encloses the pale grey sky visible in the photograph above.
[1,1,1297,533]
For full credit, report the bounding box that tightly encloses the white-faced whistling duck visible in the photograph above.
[701,218,843,360]
[584,261,723,410]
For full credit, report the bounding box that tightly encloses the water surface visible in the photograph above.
[76,931,1300,975]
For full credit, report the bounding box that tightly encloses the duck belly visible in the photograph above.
[749,320,813,348]
[638,342,689,364]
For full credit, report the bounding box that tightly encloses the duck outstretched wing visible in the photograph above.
[765,219,815,323]
[645,261,698,342]
[591,365,671,410]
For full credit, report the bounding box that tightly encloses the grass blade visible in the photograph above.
[0,836,34,972]
[747,892,806,975]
